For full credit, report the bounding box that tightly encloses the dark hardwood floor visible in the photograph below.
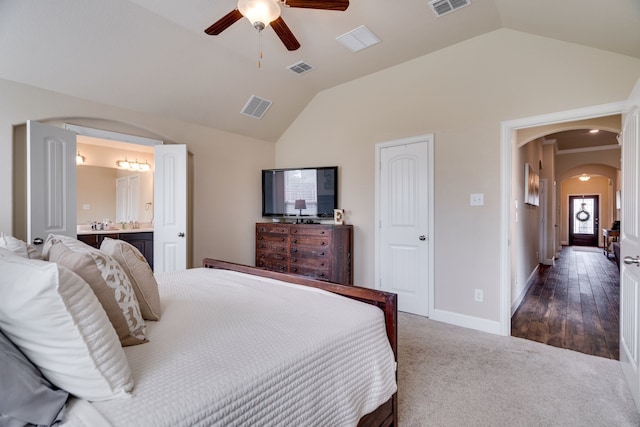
[511,246,620,360]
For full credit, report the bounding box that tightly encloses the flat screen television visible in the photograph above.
[262,166,338,218]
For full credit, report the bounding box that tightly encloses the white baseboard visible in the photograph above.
[428,308,502,335]
[511,264,539,316]
[541,258,554,266]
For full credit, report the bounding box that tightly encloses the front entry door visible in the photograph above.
[568,195,599,247]
[376,135,433,316]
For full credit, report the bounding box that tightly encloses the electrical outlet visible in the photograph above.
[470,193,484,206]
[474,289,484,302]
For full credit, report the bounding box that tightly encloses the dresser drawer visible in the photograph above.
[257,250,287,262]
[290,226,333,237]
[256,257,288,272]
[290,236,330,247]
[290,265,330,281]
[256,234,288,252]
[290,244,330,257]
[256,224,289,235]
[290,256,329,269]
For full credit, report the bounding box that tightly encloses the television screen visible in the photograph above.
[262,166,338,218]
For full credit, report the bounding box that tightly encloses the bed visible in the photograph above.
[0,235,397,427]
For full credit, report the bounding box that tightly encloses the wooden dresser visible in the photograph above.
[255,222,353,285]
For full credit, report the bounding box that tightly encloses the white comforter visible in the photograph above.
[64,268,397,427]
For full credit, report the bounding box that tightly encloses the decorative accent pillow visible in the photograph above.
[0,253,133,401]
[43,234,147,346]
[101,237,161,321]
[0,330,68,426]
[0,233,42,259]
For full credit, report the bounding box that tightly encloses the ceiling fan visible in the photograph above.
[204,0,350,51]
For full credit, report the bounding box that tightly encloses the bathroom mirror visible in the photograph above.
[77,165,154,226]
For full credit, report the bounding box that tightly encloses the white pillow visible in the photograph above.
[0,233,42,259]
[0,252,134,401]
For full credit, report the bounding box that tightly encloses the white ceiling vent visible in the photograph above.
[287,61,315,75]
[429,0,471,17]
[240,95,272,120]
[336,25,381,52]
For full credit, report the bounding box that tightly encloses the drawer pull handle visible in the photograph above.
[292,248,298,253]
[321,242,326,246]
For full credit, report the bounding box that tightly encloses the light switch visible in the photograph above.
[470,193,484,206]
[82,204,90,210]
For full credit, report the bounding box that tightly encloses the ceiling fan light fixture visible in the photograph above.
[238,0,281,31]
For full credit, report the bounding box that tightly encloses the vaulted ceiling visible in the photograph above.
[1,0,639,142]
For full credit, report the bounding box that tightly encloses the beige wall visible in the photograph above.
[0,79,275,267]
[275,29,640,323]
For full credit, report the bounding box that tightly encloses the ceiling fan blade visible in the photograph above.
[271,17,300,51]
[282,0,349,11]
[204,9,243,35]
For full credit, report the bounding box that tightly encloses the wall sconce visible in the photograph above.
[116,158,151,172]
[76,151,85,165]
[579,173,590,182]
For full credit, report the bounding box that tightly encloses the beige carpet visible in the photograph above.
[398,313,640,426]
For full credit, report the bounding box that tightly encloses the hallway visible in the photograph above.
[511,246,620,360]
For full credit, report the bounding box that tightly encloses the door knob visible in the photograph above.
[419,235,426,241]
[624,256,640,266]
[178,232,185,238]
[32,237,44,245]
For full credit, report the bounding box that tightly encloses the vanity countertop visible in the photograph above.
[77,227,154,235]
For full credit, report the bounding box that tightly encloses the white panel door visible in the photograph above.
[376,136,433,316]
[26,121,77,249]
[620,85,640,410]
[154,144,187,273]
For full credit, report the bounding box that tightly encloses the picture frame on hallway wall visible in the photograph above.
[524,163,539,206]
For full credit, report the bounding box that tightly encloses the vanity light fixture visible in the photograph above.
[579,173,591,182]
[76,151,85,165]
[116,158,151,172]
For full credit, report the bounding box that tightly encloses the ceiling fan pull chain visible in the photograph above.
[258,30,263,69]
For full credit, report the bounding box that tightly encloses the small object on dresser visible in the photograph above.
[334,209,344,225]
